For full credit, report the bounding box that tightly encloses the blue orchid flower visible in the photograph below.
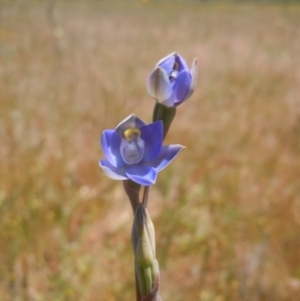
[99,114,184,186]
[147,52,198,107]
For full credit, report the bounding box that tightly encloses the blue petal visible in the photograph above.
[163,93,175,107]
[115,114,146,136]
[99,159,127,180]
[140,121,163,162]
[175,53,189,71]
[172,70,191,105]
[157,52,176,75]
[126,165,157,186]
[152,145,185,172]
[101,130,124,167]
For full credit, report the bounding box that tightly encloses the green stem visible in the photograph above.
[152,102,177,139]
[142,186,150,208]
[123,180,141,214]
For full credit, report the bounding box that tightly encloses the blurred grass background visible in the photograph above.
[1,0,300,300]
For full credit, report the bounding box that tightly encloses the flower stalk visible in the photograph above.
[152,102,177,138]
[98,51,197,300]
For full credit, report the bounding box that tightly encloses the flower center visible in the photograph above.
[169,61,179,82]
[120,128,145,164]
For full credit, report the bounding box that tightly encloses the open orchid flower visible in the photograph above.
[147,52,198,107]
[99,114,184,186]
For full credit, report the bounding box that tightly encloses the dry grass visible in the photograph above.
[0,1,300,300]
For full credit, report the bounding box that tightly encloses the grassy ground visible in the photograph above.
[0,1,300,300]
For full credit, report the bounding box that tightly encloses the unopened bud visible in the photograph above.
[132,204,160,297]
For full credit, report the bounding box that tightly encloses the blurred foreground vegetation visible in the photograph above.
[0,1,300,300]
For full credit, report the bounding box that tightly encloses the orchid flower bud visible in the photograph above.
[147,52,198,107]
[132,204,160,297]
